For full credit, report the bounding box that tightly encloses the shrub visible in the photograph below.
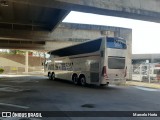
[0,68,4,74]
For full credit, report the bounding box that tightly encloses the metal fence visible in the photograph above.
[132,64,160,83]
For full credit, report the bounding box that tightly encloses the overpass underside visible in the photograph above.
[0,0,159,49]
[0,23,131,51]
[0,0,159,51]
[4,0,160,23]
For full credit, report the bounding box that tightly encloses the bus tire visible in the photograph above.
[49,72,55,80]
[48,72,53,80]
[51,72,56,80]
[100,82,109,87]
[72,74,78,85]
[80,76,86,86]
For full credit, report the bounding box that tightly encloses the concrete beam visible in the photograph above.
[8,0,160,23]
[0,42,45,50]
[0,23,128,41]
[0,23,131,51]
[0,29,50,41]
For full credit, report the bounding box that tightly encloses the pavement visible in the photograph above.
[126,80,160,89]
[1,74,160,89]
[0,75,160,120]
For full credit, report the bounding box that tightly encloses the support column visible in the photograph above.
[25,51,29,73]
[119,29,132,80]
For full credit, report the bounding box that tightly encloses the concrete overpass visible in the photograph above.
[3,0,160,26]
[0,0,159,50]
[0,23,132,50]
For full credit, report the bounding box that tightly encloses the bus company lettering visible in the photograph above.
[55,63,73,71]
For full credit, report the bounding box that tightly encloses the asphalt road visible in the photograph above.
[0,75,160,120]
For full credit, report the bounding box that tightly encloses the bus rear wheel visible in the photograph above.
[52,73,56,80]
[80,76,86,86]
[72,75,78,85]
[49,72,55,80]
[48,72,52,80]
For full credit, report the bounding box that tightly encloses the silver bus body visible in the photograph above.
[45,37,127,86]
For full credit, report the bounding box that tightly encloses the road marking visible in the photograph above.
[0,103,29,109]
[0,87,21,92]
[133,86,159,91]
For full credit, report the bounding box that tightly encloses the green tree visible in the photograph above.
[0,68,4,74]
[9,50,25,55]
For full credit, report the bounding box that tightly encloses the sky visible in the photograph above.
[63,11,160,54]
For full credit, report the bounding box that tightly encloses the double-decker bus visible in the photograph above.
[45,36,127,86]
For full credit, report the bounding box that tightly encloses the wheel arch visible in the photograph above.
[78,74,86,79]
[72,73,78,80]
[48,72,51,77]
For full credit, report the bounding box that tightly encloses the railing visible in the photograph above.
[132,64,160,83]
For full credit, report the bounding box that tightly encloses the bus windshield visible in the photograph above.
[107,37,127,49]
[108,57,125,69]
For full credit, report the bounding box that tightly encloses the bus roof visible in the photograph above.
[48,38,102,57]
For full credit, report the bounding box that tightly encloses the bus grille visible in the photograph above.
[90,63,99,72]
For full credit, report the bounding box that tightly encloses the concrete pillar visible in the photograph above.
[25,51,29,73]
[119,29,132,80]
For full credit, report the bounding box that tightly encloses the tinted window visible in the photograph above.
[108,57,125,69]
[49,39,102,57]
[107,37,127,49]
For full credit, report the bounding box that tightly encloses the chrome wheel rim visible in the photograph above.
[81,78,86,86]
[73,77,78,84]
[49,73,52,80]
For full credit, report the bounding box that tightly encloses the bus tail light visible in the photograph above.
[102,66,108,78]
[124,66,127,77]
